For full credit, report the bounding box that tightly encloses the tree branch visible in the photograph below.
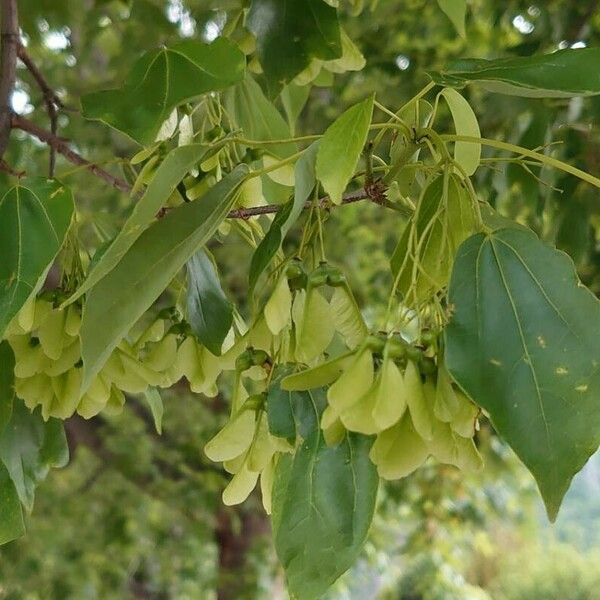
[13,115,387,216]
[0,0,19,159]
[12,114,133,194]
[17,44,66,176]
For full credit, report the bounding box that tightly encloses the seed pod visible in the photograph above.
[222,462,260,506]
[330,284,367,349]
[404,361,434,441]
[260,455,277,514]
[13,342,50,378]
[103,385,126,416]
[17,298,36,333]
[265,275,292,335]
[44,340,80,377]
[370,413,429,480]
[204,407,257,463]
[38,308,68,360]
[50,368,82,419]
[327,346,374,415]
[77,373,112,419]
[64,305,82,338]
[144,334,178,373]
[372,344,408,430]
[293,288,335,363]
[434,365,460,423]
[450,389,479,438]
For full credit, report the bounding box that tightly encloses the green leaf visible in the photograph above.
[316,95,374,205]
[247,0,342,93]
[445,228,600,520]
[82,38,245,145]
[0,179,73,338]
[429,48,600,98]
[0,342,15,434]
[186,249,233,356]
[288,141,320,235]
[143,388,164,435]
[267,367,300,440]
[440,88,481,175]
[248,201,294,295]
[224,75,295,160]
[436,0,467,37]
[280,83,311,134]
[281,351,355,391]
[0,401,69,512]
[0,464,24,546]
[272,427,378,599]
[80,166,248,391]
[66,144,209,305]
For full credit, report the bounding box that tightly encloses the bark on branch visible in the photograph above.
[0,0,19,159]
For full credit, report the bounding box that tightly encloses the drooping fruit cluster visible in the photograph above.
[5,298,185,420]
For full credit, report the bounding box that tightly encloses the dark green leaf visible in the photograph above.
[445,228,600,520]
[248,200,293,294]
[247,0,342,93]
[0,401,69,511]
[0,342,15,434]
[272,429,378,600]
[0,464,24,546]
[0,179,73,338]
[430,49,600,98]
[82,38,245,145]
[186,249,232,355]
[67,144,209,304]
[80,166,248,390]
[316,95,373,205]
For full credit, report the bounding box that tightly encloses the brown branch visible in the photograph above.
[0,0,19,159]
[12,114,133,194]
[13,116,387,216]
[17,44,67,110]
[17,44,65,176]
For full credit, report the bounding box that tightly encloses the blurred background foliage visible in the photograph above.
[1,0,600,598]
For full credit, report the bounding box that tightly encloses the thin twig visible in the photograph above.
[0,0,19,159]
[14,116,388,218]
[17,44,67,176]
[12,114,133,194]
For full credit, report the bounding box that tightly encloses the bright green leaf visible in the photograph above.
[440,88,481,175]
[316,95,374,205]
[430,48,600,98]
[247,0,342,93]
[80,166,248,391]
[186,249,233,356]
[445,228,600,521]
[82,38,245,145]
[0,179,73,338]
[67,144,209,305]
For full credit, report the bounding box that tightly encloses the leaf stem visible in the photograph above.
[441,134,600,189]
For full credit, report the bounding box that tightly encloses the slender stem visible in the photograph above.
[13,114,133,194]
[0,0,19,159]
[246,148,306,179]
[396,81,436,117]
[441,134,600,189]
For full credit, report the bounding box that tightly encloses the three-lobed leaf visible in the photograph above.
[445,228,600,520]
[247,0,342,93]
[80,166,248,391]
[316,95,374,205]
[430,48,600,98]
[82,38,245,145]
[0,179,73,338]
